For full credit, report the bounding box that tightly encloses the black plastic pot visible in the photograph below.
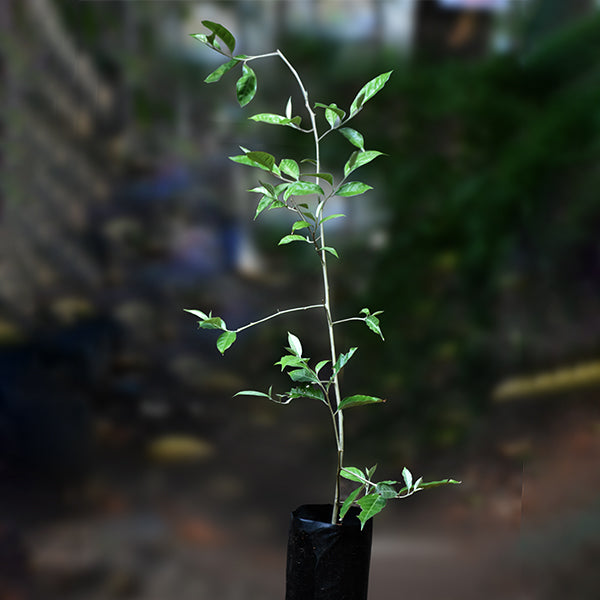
[285,504,373,600]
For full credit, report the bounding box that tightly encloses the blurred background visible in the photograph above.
[1,0,600,598]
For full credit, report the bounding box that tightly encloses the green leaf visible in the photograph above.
[246,151,275,171]
[230,154,273,172]
[341,467,366,483]
[190,33,217,50]
[288,386,326,403]
[280,159,300,180]
[321,246,339,259]
[365,314,384,340]
[416,478,462,490]
[235,389,272,399]
[183,308,209,320]
[284,181,324,201]
[318,213,345,226]
[198,317,226,330]
[275,355,307,371]
[367,464,378,480]
[339,486,363,521]
[216,331,237,354]
[205,58,239,83]
[315,102,346,122]
[236,64,257,107]
[279,234,308,246]
[303,172,334,186]
[287,332,303,357]
[292,220,311,232]
[375,483,398,499]
[333,347,358,376]
[288,368,320,384]
[337,394,386,412]
[336,182,373,197]
[201,20,236,54]
[356,494,387,529]
[338,127,365,151]
[402,467,413,491]
[249,113,301,127]
[315,360,329,376]
[274,182,291,197]
[254,197,272,219]
[349,71,392,116]
[325,104,342,128]
[344,151,385,178]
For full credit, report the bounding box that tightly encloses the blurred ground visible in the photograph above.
[1,353,599,599]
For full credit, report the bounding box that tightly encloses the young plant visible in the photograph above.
[186,21,459,528]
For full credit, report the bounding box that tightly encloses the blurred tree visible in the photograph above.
[351,10,600,457]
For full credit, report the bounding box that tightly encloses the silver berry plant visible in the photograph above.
[186,21,459,528]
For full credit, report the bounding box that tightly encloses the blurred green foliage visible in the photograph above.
[349,13,600,456]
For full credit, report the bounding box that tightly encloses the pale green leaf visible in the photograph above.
[280,159,300,180]
[254,196,273,219]
[315,360,329,376]
[338,127,365,150]
[318,213,345,226]
[416,478,462,490]
[375,483,398,499]
[287,332,303,357]
[275,355,307,371]
[341,467,366,483]
[322,246,339,259]
[249,113,301,127]
[356,494,387,529]
[365,314,384,340]
[216,331,237,354]
[336,394,386,412]
[285,96,292,119]
[339,486,363,521]
[198,317,226,330]
[336,182,373,197]
[315,102,346,121]
[236,64,257,107]
[204,58,239,83]
[402,467,413,491]
[349,71,392,116]
[291,220,311,232]
[278,234,308,245]
[325,104,342,128]
[367,464,378,480]
[235,389,272,399]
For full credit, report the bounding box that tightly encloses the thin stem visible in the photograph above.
[332,317,365,326]
[234,304,325,333]
[266,49,346,524]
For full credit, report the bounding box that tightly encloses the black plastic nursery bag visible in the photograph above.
[285,504,373,600]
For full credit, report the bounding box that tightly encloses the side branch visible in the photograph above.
[235,304,325,333]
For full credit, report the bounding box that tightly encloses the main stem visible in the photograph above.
[276,51,345,524]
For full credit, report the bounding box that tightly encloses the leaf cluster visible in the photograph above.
[341,466,461,529]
